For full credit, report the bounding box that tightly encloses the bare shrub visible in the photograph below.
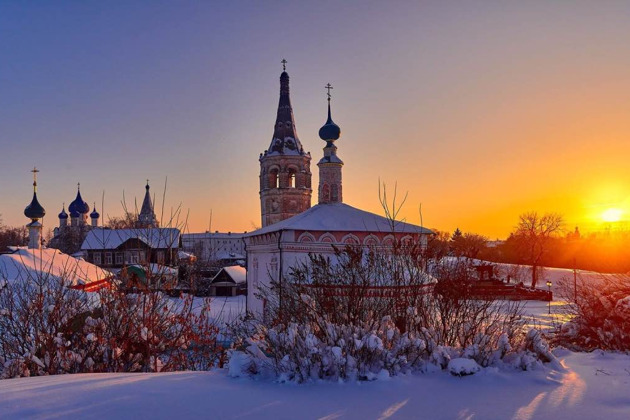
[0,270,222,378]
[231,244,534,383]
[555,274,630,351]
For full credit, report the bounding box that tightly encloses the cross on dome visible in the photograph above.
[325,83,333,101]
[281,58,287,71]
[31,167,39,189]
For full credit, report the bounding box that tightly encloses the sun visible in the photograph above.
[601,208,623,223]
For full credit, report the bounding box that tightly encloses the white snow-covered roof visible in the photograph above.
[213,265,246,285]
[246,202,434,237]
[182,232,246,240]
[214,251,245,260]
[0,247,113,287]
[82,228,180,250]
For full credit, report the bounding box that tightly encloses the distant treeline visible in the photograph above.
[430,226,630,274]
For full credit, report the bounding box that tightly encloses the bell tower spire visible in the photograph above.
[259,60,312,227]
[318,83,343,204]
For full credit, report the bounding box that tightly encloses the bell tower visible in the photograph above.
[318,83,343,204]
[259,60,312,227]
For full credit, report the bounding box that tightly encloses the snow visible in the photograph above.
[245,202,433,236]
[81,228,180,250]
[1,267,629,419]
[214,265,246,285]
[448,358,481,376]
[0,350,628,419]
[0,247,112,287]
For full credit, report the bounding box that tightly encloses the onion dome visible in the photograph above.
[318,102,341,141]
[69,209,80,219]
[24,191,46,220]
[58,204,68,220]
[24,168,46,220]
[90,203,100,219]
[319,83,341,142]
[68,184,90,215]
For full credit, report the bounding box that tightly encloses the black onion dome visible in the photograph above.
[58,205,68,219]
[70,209,80,218]
[24,192,46,220]
[318,102,341,141]
[90,204,100,219]
[68,189,90,214]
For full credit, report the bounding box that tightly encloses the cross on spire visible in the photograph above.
[31,167,39,189]
[325,83,333,101]
[77,182,80,190]
[281,58,287,71]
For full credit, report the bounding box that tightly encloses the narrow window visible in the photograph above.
[288,170,296,188]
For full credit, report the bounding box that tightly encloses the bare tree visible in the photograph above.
[512,212,564,288]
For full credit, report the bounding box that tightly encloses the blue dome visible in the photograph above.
[69,209,80,218]
[319,102,341,141]
[24,192,46,220]
[68,189,90,214]
[58,205,68,219]
[90,206,100,219]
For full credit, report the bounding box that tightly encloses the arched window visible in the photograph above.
[319,233,336,243]
[289,171,296,188]
[269,169,279,189]
[342,234,360,245]
[364,235,379,247]
[298,232,316,242]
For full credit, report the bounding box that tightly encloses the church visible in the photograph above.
[245,63,433,314]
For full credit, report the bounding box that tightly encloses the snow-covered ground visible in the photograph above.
[0,350,628,419]
[1,268,629,419]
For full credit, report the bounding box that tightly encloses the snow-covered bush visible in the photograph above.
[231,245,551,382]
[81,290,220,373]
[556,274,630,351]
[0,270,221,378]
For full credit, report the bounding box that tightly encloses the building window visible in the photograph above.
[139,251,146,264]
[93,252,101,265]
[130,252,139,264]
[288,170,296,188]
[105,252,113,266]
[115,252,123,265]
[157,251,165,264]
[269,169,279,189]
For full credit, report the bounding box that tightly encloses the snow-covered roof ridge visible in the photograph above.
[0,247,113,287]
[245,202,434,237]
[213,265,246,285]
[81,228,181,250]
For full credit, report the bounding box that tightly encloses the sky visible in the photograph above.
[1,1,630,239]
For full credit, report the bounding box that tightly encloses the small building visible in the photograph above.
[181,232,246,264]
[209,265,246,297]
[81,227,181,271]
